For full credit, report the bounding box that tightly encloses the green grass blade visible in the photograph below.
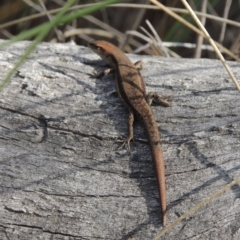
[0,0,121,92]
[0,0,76,92]
[0,0,121,49]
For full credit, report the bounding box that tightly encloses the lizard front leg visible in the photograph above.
[90,67,114,78]
[90,61,143,78]
[133,60,144,71]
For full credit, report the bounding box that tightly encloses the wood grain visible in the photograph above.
[0,40,240,240]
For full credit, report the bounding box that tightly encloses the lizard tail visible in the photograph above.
[152,148,167,226]
[134,98,167,226]
[140,106,167,226]
[135,99,167,225]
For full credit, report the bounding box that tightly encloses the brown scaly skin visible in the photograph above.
[89,40,170,226]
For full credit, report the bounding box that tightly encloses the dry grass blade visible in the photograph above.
[38,0,64,42]
[219,0,232,44]
[149,0,240,62]
[145,20,169,57]
[181,0,240,91]
[22,0,43,12]
[119,0,148,49]
[126,29,161,55]
[1,3,240,30]
[126,20,171,57]
[83,15,124,41]
[152,176,240,240]
[126,30,152,43]
[194,0,207,58]
[64,28,115,39]
[138,27,161,55]
[164,42,213,51]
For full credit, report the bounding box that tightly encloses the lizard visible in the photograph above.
[88,40,170,226]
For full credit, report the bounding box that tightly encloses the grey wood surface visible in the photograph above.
[0,40,240,240]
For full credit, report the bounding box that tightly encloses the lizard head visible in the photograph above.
[88,40,117,68]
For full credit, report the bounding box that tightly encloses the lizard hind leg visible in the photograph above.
[118,111,134,152]
[146,92,171,107]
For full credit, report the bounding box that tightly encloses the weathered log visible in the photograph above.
[0,40,240,239]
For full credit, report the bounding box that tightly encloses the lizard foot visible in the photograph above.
[89,68,114,78]
[118,137,133,152]
[147,92,173,107]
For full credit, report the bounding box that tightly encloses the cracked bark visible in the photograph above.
[0,40,240,240]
